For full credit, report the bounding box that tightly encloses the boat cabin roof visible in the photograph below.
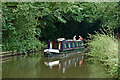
[50,38,82,42]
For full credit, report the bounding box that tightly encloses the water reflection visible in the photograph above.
[44,54,84,74]
[61,56,83,73]
[2,52,111,78]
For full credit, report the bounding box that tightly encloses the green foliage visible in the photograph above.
[87,28,118,78]
[2,2,119,54]
[95,3,119,30]
[39,2,119,41]
[2,2,41,53]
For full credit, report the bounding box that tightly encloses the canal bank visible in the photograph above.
[0,49,44,62]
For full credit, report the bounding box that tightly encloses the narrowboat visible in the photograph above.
[44,38,84,56]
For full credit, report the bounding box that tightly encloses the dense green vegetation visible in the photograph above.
[86,28,118,78]
[2,2,119,53]
[1,2,120,78]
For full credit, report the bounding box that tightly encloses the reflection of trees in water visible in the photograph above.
[2,55,42,78]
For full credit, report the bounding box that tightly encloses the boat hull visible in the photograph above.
[44,46,85,57]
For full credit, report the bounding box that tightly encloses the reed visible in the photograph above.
[86,28,118,78]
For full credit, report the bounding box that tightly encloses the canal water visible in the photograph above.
[2,52,111,78]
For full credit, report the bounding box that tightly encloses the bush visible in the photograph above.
[86,28,118,78]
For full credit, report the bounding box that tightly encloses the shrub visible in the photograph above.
[86,28,118,78]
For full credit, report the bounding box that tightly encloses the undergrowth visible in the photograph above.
[86,28,119,78]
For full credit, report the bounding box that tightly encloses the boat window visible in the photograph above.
[53,41,58,49]
[58,42,61,50]
[73,43,75,47]
[50,42,52,49]
[70,43,72,48]
[81,42,83,45]
[79,42,80,46]
[64,43,66,48]
[80,42,83,46]
[68,43,70,48]
[76,42,78,47]
[78,42,82,46]
[78,42,80,46]
[79,42,82,46]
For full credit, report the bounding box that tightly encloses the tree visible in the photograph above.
[2,2,119,52]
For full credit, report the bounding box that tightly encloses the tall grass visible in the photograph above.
[86,28,118,78]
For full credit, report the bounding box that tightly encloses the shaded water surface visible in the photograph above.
[2,52,111,78]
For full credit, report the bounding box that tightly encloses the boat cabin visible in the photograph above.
[44,38,84,55]
[48,40,83,51]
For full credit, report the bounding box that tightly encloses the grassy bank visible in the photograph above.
[86,29,118,78]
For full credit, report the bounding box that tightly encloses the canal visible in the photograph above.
[2,52,111,78]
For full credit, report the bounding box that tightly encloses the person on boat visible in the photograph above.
[78,35,83,40]
[73,35,76,40]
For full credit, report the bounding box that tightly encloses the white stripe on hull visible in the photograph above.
[44,49,59,53]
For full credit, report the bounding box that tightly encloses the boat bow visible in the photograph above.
[44,49,60,53]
